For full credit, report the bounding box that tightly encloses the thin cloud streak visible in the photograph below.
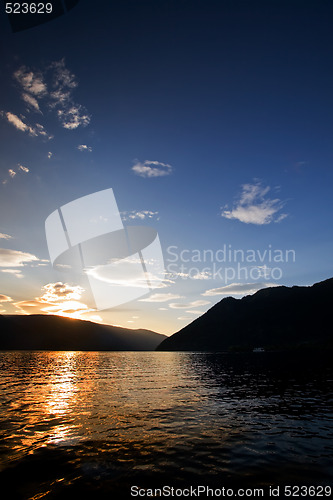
[121,210,159,221]
[1,269,24,279]
[169,299,210,309]
[0,111,53,139]
[0,248,39,267]
[132,160,173,178]
[77,144,92,152]
[202,282,279,296]
[18,164,29,173]
[140,293,184,302]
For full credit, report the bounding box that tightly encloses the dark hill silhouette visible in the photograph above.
[157,278,333,352]
[0,315,166,351]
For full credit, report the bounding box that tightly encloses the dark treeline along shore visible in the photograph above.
[0,315,166,351]
[157,277,333,352]
[0,277,332,352]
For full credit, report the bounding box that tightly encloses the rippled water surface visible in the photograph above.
[0,351,332,499]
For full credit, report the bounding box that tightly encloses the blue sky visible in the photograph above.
[0,1,332,334]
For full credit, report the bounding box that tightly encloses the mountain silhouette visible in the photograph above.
[0,315,166,351]
[157,278,333,352]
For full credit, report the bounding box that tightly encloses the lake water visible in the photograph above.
[0,351,332,499]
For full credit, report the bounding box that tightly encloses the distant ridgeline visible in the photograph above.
[157,278,333,352]
[0,315,166,351]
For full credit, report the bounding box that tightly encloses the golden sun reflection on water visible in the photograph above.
[43,352,78,414]
[41,352,81,443]
[14,352,99,449]
[0,352,332,499]
[1,351,245,468]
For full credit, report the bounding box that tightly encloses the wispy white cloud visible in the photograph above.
[0,248,39,267]
[0,111,53,139]
[132,160,173,178]
[32,260,50,267]
[34,123,53,139]
[50,60,77,89]
[221,181,287,225]
[122,210,159,221]
[77,144,92,152]
[11,59,91,132]
[57,105,90,129]
[2,164,30,185]
[48,151,53,159]
[21,93,41,112]
[169,299,210,309]
[14,66,47,99]
[166,270,212,281]
[0,233,12,240]
[2,111,30,132]
[49,59,90,129]
[0,247,48,279]
[176,270,212,280]
[202,282,278,297]
[18,164,29,173]
[193,271,212,280]
[165,271,189,280]
[1,268,24,279]
[140,292,184,302]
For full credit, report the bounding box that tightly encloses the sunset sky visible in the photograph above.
[0,1,332,334]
